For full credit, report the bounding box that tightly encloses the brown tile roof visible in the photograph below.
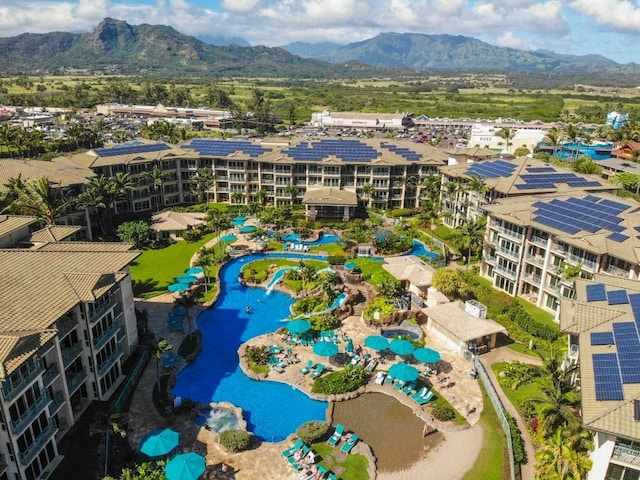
[37,242,136,252]
[150,211,206,232]
[0,215,39,239]
[0,330,58,376]
[301,188,358,206]
[0,159,94,187]
[29,225,81,244]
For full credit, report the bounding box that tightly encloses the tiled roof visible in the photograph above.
[0,159,94,187]
[29,225,81,244]
[0,215,38,239]
[301,188,358,206]
[0,330,58,376]
[150,211,206,232]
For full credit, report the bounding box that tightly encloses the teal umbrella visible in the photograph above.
[176,274,198,284]
[389,363,419,382]
[313,341,339,357]
[168,282,191,293]
[140,428,179,457]
[344,261,357,270]
[185,267,204,275]
[345,338,354,354]
[364,335,389,351]
[286,319,312,334]
[165,452,206,480]
[413,348,441,364]
[390,339,415,356]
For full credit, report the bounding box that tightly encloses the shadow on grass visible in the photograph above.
[133,278,161,297]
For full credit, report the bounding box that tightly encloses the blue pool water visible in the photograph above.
[266,266,298,293]
[173,253,328,441]
[538,141,613,161]
[281,232,340,246]
[407,240,438,259]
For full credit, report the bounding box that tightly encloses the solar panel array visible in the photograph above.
[608,289,630,305]
[526,167,556,173]
[183,139,272,158]
[379,142,422,161]
[532,196,630,240]
[612,322,640,383]
[515,173,602,190]
[591,332,615,345]
[282,139,382,162]
[94,142,171,157]
[466,160,517,179]
[586,283,607,302]
[593,353,624,401]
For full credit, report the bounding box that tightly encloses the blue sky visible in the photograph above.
[2,0,640,63]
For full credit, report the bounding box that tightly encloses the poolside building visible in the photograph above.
[382,255,435,307]
[559,275,640,480]
[0,221,140,480]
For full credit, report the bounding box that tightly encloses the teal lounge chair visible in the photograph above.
[385,374,394,384]
[282,439,304,458]
[326,473,337,480]
[416,390,435,405]
[402,382,415,395]
[393,380,406,390]
[317,465,328,477]
[299,360,314,374]
[341,434,359,453]
[327,424,344,446]
[349,354,360,366]
[309,364,325,379]
[411,387,428,401]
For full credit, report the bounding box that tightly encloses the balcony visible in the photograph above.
[88,296,118,323]
[522,272,542,285]
[93,323,121,350]
[525,255,545,267]
[483,254,496,265]
[18,418,57,466]
[61,344,83,368]
[97,346,123,377]
[551,244,567,256]
[10,391,51,435]
[497,247,521,261]
[605,265,630,279]
[260,180,274,185]
[612,444,640,466]
[66,371,87,395]
[42,365,60,388]
[49,391,65,416]
[529,235,548,247]
[545,283,561,295]
[566,254,597,271]
[493,264,517,279]
[1,359,44,403]
[57,319,77,339]
[496,226,523,241]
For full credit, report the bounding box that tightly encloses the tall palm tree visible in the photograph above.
[530,376,582,438]
[535,428,592,480]
[455,216,486,268]
[76,176,109,237]
[495,127,516,154]
[361,183,375,207]
[571,157,602,175]
[231,191,245,205]
[284,184,299,205]
[16,177,73,225]
[205,209,232,253]
[542,126,564,158]
[0,174,26,212]
[420,174,442,204]
[563,124,581,160]
[109,172,134,214]
[141,164,166,212]
[190,168,215,203]
[255,188,268,206]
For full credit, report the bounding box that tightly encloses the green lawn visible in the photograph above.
[352,258,394,289]
[130,233,218,297]
[507,342,548,361]
[491,362,543,409]
[431,391,468,426]
[312,443,369,480]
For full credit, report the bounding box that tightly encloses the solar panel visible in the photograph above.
[635,399,640,422]
[466,160,517,179]
[608,290,629,305]
[184,139,272,158]
[630,294,640,325]
[593,353,625,401]
[526,167,556,173]
[612,322,640,383]
[586,284,607,302]
[591,332,615,345]
[282,139,381,162]
[608,232,629,243]
[95,142,171,157]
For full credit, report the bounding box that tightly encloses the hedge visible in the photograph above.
[220,430,251,452]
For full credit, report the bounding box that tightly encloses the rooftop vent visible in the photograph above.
[465,299,487,319]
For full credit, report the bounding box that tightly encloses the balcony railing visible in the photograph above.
[88,296,117,323]
[525,255,545,267]
[545,283,561,295]
[529,235,548,247]
[49,391,65,416]
[66,371,87,395]
[566,254,598,271]
[93,323,121,350]
[605,265,630,279]
[551,244,568,256]
[97,346,123,377]
[493,264,517,279]
[484,254,496,265]
[61,344,83,368]
[41,365,60,388]
[18,418,57,466]
[10,391,51,435]
[496,226,523,240]
[1,359,44,403]
[522,272,542,285]
[613,444,640,466]
[497,247,521,261]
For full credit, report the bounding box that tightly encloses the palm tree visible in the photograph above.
[0,174,26,212]
[284,184,299,205]
[205,209,232,253]
[153,339,173,390]
[141,164,166,212]
[571,157,602,175]
[231,191,245,205]
[255,188,268,206]
[542,127,564,158]
[15,177,73,225]
[190,168,215,203]
[563,124,581,160]
[419,174,442,204]
[361,183,375,207]
[76,176,109,237]
[109,172,134,214]
[535,428,592,480]
[495,127,516,153]
[530,376,582,438]
[455,216,486,268]
[195,247,216,294]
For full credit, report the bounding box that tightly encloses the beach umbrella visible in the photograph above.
[390,339,415,356]
[389,363,420,383]
[344,261,356,270]
[286,319,312,334]
[185,267,204,275]
[313,341,339,357]
[168,282,191,293]
[364,335,389,352]
[140,428,179,458]
[165,452,206,480]
[176,274,198,284]
[413,348,441,364]
[345,338,354,354]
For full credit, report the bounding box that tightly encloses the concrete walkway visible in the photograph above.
[479,346,543,480]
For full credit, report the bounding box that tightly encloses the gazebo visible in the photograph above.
[301,187,358,221]
[150,211,206,240]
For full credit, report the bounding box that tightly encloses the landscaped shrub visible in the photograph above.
[431,404,456,422]
[506,413,526,463]
[387,208,412,218]
[495,361,542,390]
[375,234,413,254]
[246,345,270,366]
[311,365,368,395]
[220,430,251,452]
[499,305,559,341]
[296,421,329,444]
[311,314,341,332]
[293,295,324,315]
[363,296,398,324]
[327,255,347,265]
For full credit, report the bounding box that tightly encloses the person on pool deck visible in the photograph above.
[246,305,252,314]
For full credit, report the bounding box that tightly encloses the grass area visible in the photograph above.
[461,386,508,480]
[491,362,543,410]
[242,258,327,275]
[309,243,349,256]
[431,391,468,426]
[130,233,218,297]
[206,202,231,212]
[312,442,369,480]
[248,361,269,375]
[352,258,394,289]
[507,342,547,361]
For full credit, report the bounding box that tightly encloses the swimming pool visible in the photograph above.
[408,240,438,259]
[281,231,341,246]
[172,253,328,442]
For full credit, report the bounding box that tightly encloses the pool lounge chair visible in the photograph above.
[416,390,435,405]
[402,382,416,395]
[316,465,328,477]
[365,358,378,372]
[282,439,304,458]
[327,423,344,446]
[299,360,314,375]
[341,434,359,454]
[385,374,394,384]
[393,380,406,390]
[326,473,337,480]
[410,387,428,401]
[161,356,179,369]
[309,364,325,379]
[349,355,360,366]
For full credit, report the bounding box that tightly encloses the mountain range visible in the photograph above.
[1,18,639,78]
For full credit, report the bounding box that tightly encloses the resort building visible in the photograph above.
[382,255,436,307]
[0,221,140,480]
[438,157,615,228]
[599,157,640,184]
[60,138,451,214]
[559,275,640,480]
[481,192,640,316]
[310,110,411,130]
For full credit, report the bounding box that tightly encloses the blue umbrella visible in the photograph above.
[165,452,206,480]
[413,348,441,364]
[344,261,357,270]
[390,339,415,356]
[168,282,191,293]
[364,335,390,352]
[286,319,312,334]
[389,363,420,382]
[140,428,179,457]
[345,338,354,354]
[176,274,198,284]
[313,341,339,357]
[185,267,204,275]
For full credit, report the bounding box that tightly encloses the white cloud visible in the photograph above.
[220,0,262,14]
[569,0,640,31]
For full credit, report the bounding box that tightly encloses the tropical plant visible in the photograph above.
[140,164,166,212]
[190,168,215,203]
[378,278,403,299]
[9,177,74,224]
[361,183,375,206]
[284,183,299,204]
[454,216,486,267]
[535,428,592,480]
[152,339,172,390]
[542,126,564,157]
[495,127,516,153]
[246,345,270,366]
[432,269,472,299]
[116,220,154,247]
[220,430,251,452]
[530,376,582,439]
[571,156,602,175]
[296,421,329,443]
[311,366,368,395]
